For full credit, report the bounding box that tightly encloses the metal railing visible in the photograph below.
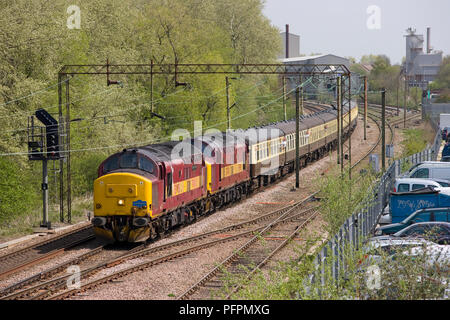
[307,129,442,289]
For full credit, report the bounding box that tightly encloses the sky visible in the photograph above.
[262,0,450,65]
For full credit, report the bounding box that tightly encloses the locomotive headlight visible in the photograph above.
[95,203,102,209]
[117,199,125,206]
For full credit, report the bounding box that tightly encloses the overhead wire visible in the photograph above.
[0,79,309,157]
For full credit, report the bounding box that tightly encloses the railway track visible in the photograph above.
[40,195,319,300]
[176,202,319,300]
[0,225,95,280]
[1,194,320,300]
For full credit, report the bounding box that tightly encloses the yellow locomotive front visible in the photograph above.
[92,150,156,242]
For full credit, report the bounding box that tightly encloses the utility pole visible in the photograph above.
[150,59,154,114]
[348,76,352,180]
[66,77,71,223]
[226,76,230,130]
[337,76,341,165]
[42,158,49,227]
[396,75,400,116]
[58,74,64,223]
[404,76,407,128]
[364,76,368,140]
[283,76,287,121]
[382,88,386,172]
[300,83,304,116]
[340,76,344,173]
[295,85,300,189]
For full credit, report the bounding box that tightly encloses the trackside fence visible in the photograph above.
[306,129,442,289]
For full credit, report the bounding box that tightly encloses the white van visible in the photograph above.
[403,162,450,180]
[393,178,443,192]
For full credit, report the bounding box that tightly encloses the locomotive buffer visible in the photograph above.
[27,108,62,229]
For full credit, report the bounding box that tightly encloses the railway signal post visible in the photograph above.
[28,108,62,229]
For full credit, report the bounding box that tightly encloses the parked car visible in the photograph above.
[430,178,450,187]
[361,238,436,266]
[441,156,450,163]
[442,143,450,158]
[402,162,450,180]
[364,237,449,270]
[375,207,450,235]
[442,127,450,140]
[373,222,450,244]
[393,178,443,192]
[356,238,449,299]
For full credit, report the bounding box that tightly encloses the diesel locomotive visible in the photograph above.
[91,103,358,242]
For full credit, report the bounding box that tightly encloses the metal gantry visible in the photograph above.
[55,61,352,222]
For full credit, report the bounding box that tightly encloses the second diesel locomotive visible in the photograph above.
[92,103,358,242]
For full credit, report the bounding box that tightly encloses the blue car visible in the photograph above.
[442,143,450,158]
[373,222,450,245]
[375,207,450,235]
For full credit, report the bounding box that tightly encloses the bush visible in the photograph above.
[0,157,39,224]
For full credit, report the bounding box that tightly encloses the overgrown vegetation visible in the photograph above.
[430,56,450,102]
[0,0,282,234]
[314,167,376,235]
[401,128,429,157]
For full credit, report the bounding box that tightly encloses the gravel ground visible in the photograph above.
[0,221,91,258]
[0,238,103,291]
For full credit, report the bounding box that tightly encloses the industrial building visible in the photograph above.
[404,27,442,89]
[278,31,300,59]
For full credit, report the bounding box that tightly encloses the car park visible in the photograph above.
[375,207,450,235]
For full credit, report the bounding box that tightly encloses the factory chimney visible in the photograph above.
[285,24,289,58]
[427,27,431,53]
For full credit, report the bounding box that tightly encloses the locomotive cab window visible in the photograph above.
[103,155,119,173]
[138,156,155,174]
[120,153,137,169]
